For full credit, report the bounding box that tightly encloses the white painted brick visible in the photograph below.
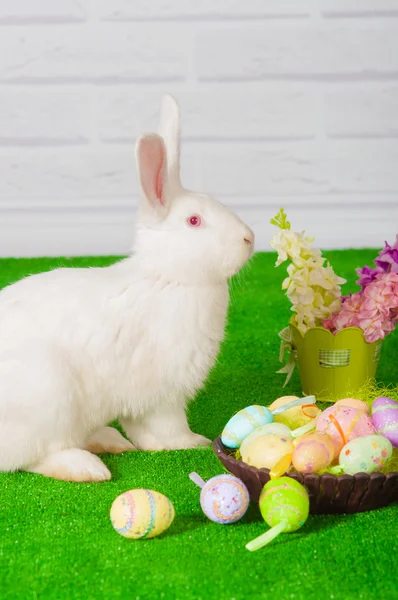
[324,86,398,138]
[98,87,316,142]
[196,27,398,80]
[0,24,187,82]
[1,198,396,257]
[97,0,311,20]
[321,0,398,18]
[0,89,92,144]
[0,145,198,199]
[0,148,134,199]
[0,207,137,257]
[0,0,89,24]
[196,140,398,196]
[0,1,396,256]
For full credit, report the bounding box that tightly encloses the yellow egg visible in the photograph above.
[240,422,292,457]
[335,398,370,414]
[241,433,293,470]
[110,489,175,539]
[268,396,321,429]
[292,433,336,474]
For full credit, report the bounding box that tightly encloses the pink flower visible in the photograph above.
[323,317,336,330]
[374,234,398,272]
[324,270,398,342]
[358,316,384,342]
[356,235,398,290]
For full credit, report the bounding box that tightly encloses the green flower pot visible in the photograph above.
[289,323,382,402]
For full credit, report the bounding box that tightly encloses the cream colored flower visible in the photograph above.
[270,230,314,267]
[270,209,346,334]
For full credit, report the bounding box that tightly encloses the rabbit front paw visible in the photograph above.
[121,410,212,451]
[172,433,212,450]
[137,432,212,451]
[85,426,135,455]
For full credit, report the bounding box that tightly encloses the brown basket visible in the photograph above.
[213,437,398,514]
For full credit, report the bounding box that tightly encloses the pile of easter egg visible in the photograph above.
[221,395,398,477]
[107,394,396,553]
[109,470,311,553]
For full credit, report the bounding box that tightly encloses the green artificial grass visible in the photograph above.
[0,250,397,600]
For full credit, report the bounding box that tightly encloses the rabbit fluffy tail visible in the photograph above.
[26,449,111,482]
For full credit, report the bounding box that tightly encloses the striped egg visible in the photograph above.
[339,435,393,475]
[110,489,175,539]
[259,477,309,532]
[372,396,398,447]
[221,405,273,449]
[292,433,335,474]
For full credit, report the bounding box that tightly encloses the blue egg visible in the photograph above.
[221,405,273,448]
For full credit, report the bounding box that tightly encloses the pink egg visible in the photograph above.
[292,433,335,474]
[335,398,370,414]
[372,396,398,447]
[316,405,375,454]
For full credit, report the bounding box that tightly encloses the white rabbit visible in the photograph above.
[0,95,254,482]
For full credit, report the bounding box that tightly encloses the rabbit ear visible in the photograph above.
[158,94,181,191]
[136,133,168,215]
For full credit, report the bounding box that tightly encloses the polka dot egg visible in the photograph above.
[110,489,175,539]
[200,474,250,524]
[221,405,273,449]
[339,435,393,475]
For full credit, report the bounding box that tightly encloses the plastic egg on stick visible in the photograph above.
[245,477,310,552]
[189,472,250,524]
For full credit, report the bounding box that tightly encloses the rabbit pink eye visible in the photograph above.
[187,215,202,228]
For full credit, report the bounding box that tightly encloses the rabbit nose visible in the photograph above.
[243,229,255,246]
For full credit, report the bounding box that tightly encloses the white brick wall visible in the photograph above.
[0,1,397,257]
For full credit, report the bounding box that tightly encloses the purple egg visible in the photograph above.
[200,474,250,524]
[372,396,398,447]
